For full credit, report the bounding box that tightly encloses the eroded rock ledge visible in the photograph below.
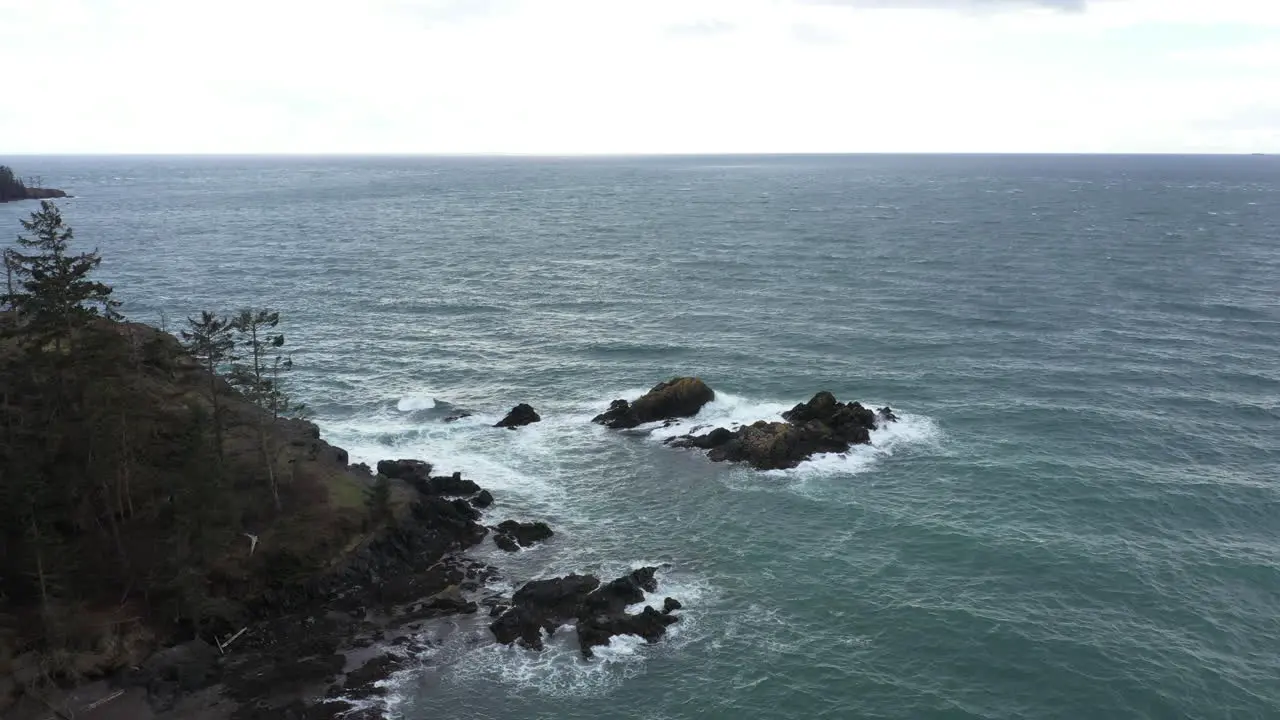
[668,390,897,469]
[592,377,715,429]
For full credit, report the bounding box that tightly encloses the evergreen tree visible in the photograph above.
[0,165,28,202]
[181,312,236,461]
[229,308,301,510]
[2,201,120,349]
[229,309,279,409]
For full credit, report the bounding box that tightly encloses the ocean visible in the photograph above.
[3,154,1277,719]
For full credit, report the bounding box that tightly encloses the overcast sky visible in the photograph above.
[1,0,1277,154]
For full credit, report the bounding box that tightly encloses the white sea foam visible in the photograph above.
[396,393,437,411]
[320,409,565,505]
[764,410,943,479]
[641,391,793,443]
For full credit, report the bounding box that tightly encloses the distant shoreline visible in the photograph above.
[0,186,69,203]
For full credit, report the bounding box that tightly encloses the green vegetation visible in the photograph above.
[0,165,30,202]
[0,202,370,692]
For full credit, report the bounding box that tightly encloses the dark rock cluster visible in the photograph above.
[492,520,553,552]
[667,391,898,470]
[490,567,681,658]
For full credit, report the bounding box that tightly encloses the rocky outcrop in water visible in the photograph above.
[0,165,67,203]
[593,377,715,429]
[667,391,896,470]
[490,567,680,658]
[376,458,432,480]
[495,403,541,429]
[493,520,553,551]
[376,459,487,497]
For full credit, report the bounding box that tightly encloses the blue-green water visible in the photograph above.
[4,155,1278,719]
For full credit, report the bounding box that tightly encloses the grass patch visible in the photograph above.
[322,471,367,511]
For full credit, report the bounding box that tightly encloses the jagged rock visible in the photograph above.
[495,403,541,429]
[670,425,734,449]
[592,377,715,429]
[414,471,481,496]
[489,567,679,657]
[408,497,487,548]
[578,606,677,658]
[663,597,682,613]
[444,412,473,422]
[349,462,373,476]
[592,399,631,427]
[472,489,495,508]
[341,654,403,699]
[582,567,656,616]
[490,574,600,648]
[493,520,553,551]
[668,391,895,470]
[376,459,432,482]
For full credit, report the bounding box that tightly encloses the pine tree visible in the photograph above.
[229,308,301,511]
[181,312,236,461]
[1,201,120,350]
[0,165,27,202]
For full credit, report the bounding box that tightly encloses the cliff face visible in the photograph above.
[0,317,378,700]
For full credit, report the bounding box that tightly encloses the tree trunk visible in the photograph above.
[206,358,225,463]
[259,420,280,512]
[30,515,51,620]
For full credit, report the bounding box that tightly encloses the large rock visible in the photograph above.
[495,403,541,429]
[578,606,678,657]
[668,392,896,470]
[415,472,482,497]
[376,459,432,482]
[592,377,715,429]
[490,574,600,649]
[493,520,553,552]
[489,567,680,657]
[581,567,657,616]
[409,497,488,548]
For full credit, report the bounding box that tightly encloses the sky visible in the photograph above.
[1,0,1278,154]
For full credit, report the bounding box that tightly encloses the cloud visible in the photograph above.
[790,23,844,45]
[0,0,1275,154]
[667,19,736,36]
[805,0,1093,12]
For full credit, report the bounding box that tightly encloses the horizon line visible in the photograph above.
[0,151,1272,158]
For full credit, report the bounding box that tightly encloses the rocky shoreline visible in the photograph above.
[6,376,898,719]
[6,455,684,720]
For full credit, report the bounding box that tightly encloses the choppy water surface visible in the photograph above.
[5,154,1278,719]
